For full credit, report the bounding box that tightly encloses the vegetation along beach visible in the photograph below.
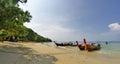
[0,0,120,64]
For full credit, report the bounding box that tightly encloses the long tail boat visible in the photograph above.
[54,42,76,46]
[76,39,101,51]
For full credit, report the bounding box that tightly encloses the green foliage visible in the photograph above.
[0,0,31,36]
[0,0,52,42]
[24,28,52,42]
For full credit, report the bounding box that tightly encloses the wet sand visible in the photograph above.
[0,42,119,64]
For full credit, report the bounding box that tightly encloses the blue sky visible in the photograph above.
[20,0,120,41]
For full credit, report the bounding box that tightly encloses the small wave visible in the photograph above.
[45,42,57,47]
[58,46,66,49]
[97,51,111,55]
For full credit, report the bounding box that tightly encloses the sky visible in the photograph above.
[20,0,120,41]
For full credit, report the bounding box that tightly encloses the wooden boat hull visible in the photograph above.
[55,43,76,46]
[77,44,101,51]
[76,39,101,51]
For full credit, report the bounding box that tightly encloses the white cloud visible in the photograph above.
[21,0,120,41]
[24,22,77,41]
[20,0,84,41]
[97,22,120,41]
[108,23,120,31]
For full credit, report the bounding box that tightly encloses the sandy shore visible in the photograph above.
[0,42,119,64]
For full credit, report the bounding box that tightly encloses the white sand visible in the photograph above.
[0,42,119,64]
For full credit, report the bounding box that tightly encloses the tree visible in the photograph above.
[0,0,52,42]
[0,0,31,40]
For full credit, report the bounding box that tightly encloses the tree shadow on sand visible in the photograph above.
[0,43,57,64]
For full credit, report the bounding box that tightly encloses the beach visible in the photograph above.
[0,42,120,64]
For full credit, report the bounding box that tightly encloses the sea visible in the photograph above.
[48,41,120,58]
[46,41,120,64]
[97,41,120,58]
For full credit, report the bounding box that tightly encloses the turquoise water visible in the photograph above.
[49,41,120,56]
[48,42,120,64]
[99,42,120,55]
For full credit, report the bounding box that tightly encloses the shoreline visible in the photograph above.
[0,42,119,64]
